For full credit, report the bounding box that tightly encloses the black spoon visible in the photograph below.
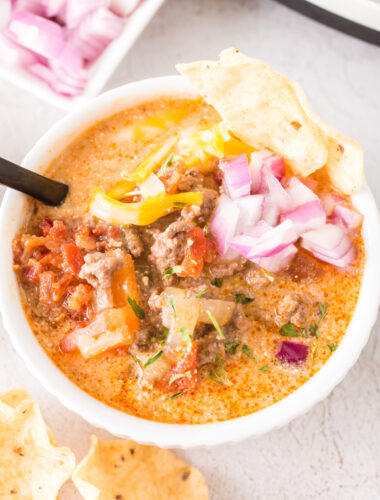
[0,156,69,206]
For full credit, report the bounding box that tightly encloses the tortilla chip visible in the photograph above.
[177,48,364,194]
[73,435,208,500]
[0,388,75,499]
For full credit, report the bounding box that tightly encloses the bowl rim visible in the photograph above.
[1,75,380,449]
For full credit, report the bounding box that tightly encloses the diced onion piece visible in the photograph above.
[276,341,309,364]
[221,153,251,200]
[252,244,297,273]
[13,0,45,16]
[45,0,66,17]
[265,172,294,213]
[161,288,200,351]
[250,149,285,193]
[210,194,239,255]
[110,0,140,16]
[5,11,65,59]
[262,196,279,226]
[331,205,362,233]
[63,0,111,28]
[230,220,298,259]
[68,7,124,62]
[301,223,356,268]
[27,62,86,96]
[138,173,165,199]
[282,199,326,236]
[285,177,318,207]
[0,34,39,66]
[76,330,125,359]
[319,192,346,216]
[199,298,235,325]
[234,195,265,234]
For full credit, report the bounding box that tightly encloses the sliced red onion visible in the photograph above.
[63,0,111,28]
[5,11,65,59]
[282,199,326,235]
[0,0,11,30]
[262,195,280,226]
[12,0,45,16]
[230,220,298,259]
[265,172,294,213]
[221,153,251,200]
[68,7,124,62]
[331,205,362,233]
[319,192,346,216]
[276,341,309,363]
[301,223,356,268]
[250,150,285,193]
[234,195,265,234]
[45,0,66,18]
[27,62,86,96]
[0,34,40,66]
[252,244,297,273]
[285,177,318,207]
[210,194,239,255]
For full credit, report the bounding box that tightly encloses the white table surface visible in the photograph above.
[0,1,379,498]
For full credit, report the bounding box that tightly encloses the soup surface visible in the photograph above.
[12,98,364,424]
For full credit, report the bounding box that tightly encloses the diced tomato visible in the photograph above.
[12,237,24,265]
[178,227,207,278]
[160,163,186,194]
[74,226,97,251]
[91,225,105,237]
[62,243,84,276]
[106,226,120,239]
[161,341,198,393]
[39,271,55,304]
[22,259,41,283]
[52,273,73,302]
[38,216,53,236]
[204,237,217,263]
[49,220,68,240]
[65,284,92,312]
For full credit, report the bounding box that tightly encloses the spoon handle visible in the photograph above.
[0,157,68,206]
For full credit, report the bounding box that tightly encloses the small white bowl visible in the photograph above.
[0,76,379,448]
[0,0,165,111]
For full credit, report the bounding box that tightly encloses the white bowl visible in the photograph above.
[1,76,380,448]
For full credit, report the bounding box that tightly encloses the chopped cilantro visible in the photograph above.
[195,289,207,298]
[167,391,183,401]
[279,324,299,337]
[235,293,255,305]
[163,265,182,278]
[173,201,186,207]
[319,302,328,320]
[127,296,145,319]
[310,302,328,338]
[157,153,176,178]
[187,238,194,247]
[144,350,163,368]
[225,342,241,355]
[211,278,222,288]
[169,371,191,386]
[208,358,230,386]
[129,352,140,365]
[242,344,256,362]
[300,328,308,338]
[309,324,319,337]
[180,326,191,347]
[311,343,318,359]
[259,365,269,372]
[169,298,177,318]
[204,350,210,357]
[160,326,169,347]
[206,309,225,339]
[327,342,337,352]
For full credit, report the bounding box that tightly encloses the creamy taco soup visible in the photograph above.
[12,51,365,424]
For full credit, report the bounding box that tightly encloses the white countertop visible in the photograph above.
[0,1,379,498]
